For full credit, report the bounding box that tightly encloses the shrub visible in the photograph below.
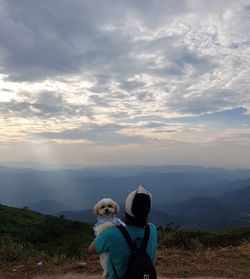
[0,204,93,262]
[158,227,250,250]
[0,235,34,263]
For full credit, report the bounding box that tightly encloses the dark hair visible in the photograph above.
[124,193,151,227]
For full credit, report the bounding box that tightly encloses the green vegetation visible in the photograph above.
[158,226,250,251]
[0,204,93,263]
[1,203,250,266]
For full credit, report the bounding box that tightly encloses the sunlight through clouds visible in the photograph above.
[0,0,249,167]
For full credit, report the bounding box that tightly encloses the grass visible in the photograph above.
[0,204,93,263]
[1,203,250,278]
[158,226,250,250]
[156,243,250,278]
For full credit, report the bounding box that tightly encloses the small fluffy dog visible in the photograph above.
[93,198,123,278]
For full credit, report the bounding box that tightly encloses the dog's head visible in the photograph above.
[93,198,119,217]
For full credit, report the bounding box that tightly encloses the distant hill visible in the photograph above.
[2,163,250,178]
[59,207,173,227]
[1,165,250,210]
[6,183,250,229]
[155,185,250,229]
[59,208,95,223]
[0,166,34,174]
[1,165,250,229]
[26,199,73,215]
[170,197,249,229]
[222,184,250,212]
[58,183,250,229]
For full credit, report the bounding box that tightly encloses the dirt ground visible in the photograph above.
[1,244,250,279]
[32,275,227,279]
[0,266,233,279]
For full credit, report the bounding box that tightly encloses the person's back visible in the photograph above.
[89,185,158,279]
[94,223,157,278]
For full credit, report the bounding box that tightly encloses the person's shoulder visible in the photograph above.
[96,225,120,238]
[147,223,157,229]
[147,223,157,234]
[95,226,115,237]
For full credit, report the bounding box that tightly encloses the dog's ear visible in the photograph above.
[114,202,119,213]
[93,202,99,215]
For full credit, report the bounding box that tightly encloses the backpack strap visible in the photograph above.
[141,224,150,252]
[111,258,120,279]
[117,224,150,252]
[117,225,137,252]
[111,225,136,279]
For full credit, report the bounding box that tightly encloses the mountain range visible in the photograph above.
[1,164,250,229]
[57,184,250,229]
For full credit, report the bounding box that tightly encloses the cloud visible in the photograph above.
[0,90,93,118]
[167,89,240,115]
[0,1,84,80]
[0,0,250,166]
[0,0,219,82]
[31,123,147,145]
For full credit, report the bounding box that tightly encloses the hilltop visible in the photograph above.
[1,204,250,278]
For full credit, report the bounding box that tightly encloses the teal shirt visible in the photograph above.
[94,223,157,279]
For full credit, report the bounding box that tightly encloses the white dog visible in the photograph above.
[93,198,123,278]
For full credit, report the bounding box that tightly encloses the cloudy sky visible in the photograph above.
[0,0,250,167]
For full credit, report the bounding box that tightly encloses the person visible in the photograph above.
[88,185,157,279]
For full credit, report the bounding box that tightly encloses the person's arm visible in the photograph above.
[88,241,97,254]
[89,227,112,255]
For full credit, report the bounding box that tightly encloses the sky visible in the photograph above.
[0,0,250,168]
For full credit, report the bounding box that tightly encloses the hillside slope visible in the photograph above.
[1,204,250,278]
[0,204,93,258]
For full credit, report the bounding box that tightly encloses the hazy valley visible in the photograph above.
[1,164,250,229]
